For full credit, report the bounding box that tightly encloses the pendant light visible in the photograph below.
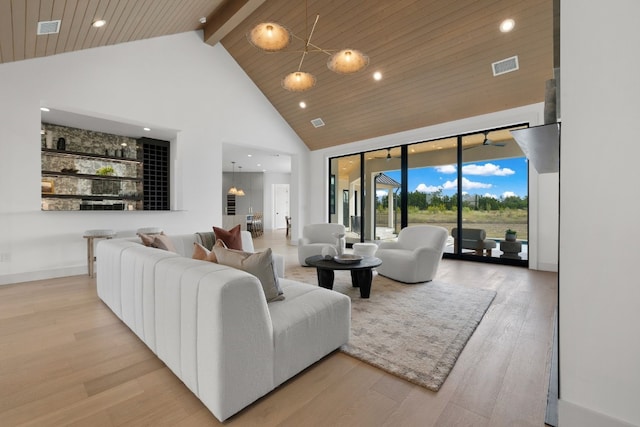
[247,1,368,92]
[228,161,245,196]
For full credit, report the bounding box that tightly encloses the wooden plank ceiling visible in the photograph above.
[0,0,553,152]
[0,0,224,63]
[220,0,554,150]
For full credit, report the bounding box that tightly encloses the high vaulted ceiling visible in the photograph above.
[0,0,554,152]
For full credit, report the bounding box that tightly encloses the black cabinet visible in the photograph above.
[139,138,170,211]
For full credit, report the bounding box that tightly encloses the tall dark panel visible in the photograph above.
[139,138,170,211]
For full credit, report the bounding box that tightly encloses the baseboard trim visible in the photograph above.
[0,266,86,286]
[537,262,558,272]
[558,400,637,427]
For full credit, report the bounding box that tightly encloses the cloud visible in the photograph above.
[502,191,517,198]
[442,177,492,191]
[376,190,388,198]
[462,163,515,176]
[483,193,499,199]
[436,164,457,174]
[416,183,441,193]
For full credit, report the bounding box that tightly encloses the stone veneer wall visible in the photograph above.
[41,123,142,211]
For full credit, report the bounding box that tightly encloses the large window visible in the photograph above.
[329,125,528,266]
[329,154,362,246]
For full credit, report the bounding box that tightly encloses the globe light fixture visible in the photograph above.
[247,1,368,92]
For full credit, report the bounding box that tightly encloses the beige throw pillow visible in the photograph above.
[138,232,155,247]
[192,240,225,263]
[137,232,177,253]
[153,233,177,252]
[213,246,284,302]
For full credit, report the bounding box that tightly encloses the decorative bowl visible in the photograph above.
[333,254,363,264]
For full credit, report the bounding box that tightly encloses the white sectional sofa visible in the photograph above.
[96,232,350,422]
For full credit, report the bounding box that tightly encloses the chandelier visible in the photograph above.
[228,161,245,196]
[247,3,369,92]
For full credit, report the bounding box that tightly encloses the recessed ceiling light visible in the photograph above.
[299,101,307,108]
[373,71,382,81]
[257,163,261,167]
[143,127,151,131]
[40,107,50,112]
[199,17,207,24]
[500,18,515,33]
[92,19,106,28]
[247,154,252,157]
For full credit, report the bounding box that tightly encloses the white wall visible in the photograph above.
[0,32,308,284]
[308,103,559,271]
[559,1,640,426]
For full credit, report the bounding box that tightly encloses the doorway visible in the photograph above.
[273,183,289,229]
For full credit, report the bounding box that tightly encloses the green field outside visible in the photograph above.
[377,208,528,240]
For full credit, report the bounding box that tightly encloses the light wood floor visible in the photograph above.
[0,230,557,426]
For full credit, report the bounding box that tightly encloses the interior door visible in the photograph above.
[273,184,289,229]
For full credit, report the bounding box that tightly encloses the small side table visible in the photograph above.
[499,240,522,260]
[83,229,116,277]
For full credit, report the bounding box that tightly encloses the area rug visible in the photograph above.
[285,266,496,391]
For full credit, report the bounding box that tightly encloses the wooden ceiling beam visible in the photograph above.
[203,0,267,46]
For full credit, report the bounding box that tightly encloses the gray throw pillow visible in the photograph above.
[213,246,284,302]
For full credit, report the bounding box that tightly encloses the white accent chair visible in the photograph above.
[375,225,448,283]
[298,223,346,266]
[353,242,378,257]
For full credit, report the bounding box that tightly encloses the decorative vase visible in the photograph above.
[333,232,345,256]
[321,246,337,260]
[45,131,53,149]
[505,232,517,242]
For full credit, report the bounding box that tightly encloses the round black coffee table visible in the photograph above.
[305,255,382,298]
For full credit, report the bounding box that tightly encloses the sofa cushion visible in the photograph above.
[213,225,243,250]
[213,245,284,302]
[269,279,350,385]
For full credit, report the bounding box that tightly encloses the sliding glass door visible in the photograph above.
[364,147,402,242]
[460,127,528,261]
[406,138,458,239]
[329,125,529,265]
[329,154,362,246]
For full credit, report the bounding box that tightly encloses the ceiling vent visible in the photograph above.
[37,20,61,35]
[492,55,519,76]
[310,118,325,128]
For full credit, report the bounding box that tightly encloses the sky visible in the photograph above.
[381,157,528,199]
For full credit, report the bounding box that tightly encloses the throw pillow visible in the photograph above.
[138,232,155,247]
[153,233,177,252]
[137,232,177,253]
[213,225,242,250]
[213,246,284,302]
[192,240,224,263]
[196,231,216,250]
